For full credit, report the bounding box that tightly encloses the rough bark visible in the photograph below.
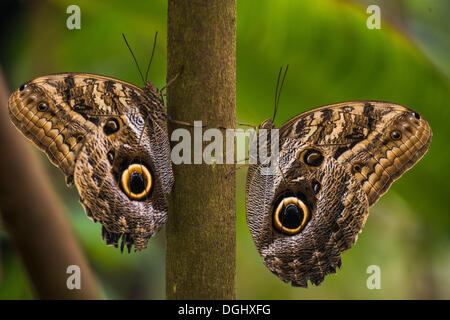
[166,0,236,299]
[0,67,100,299]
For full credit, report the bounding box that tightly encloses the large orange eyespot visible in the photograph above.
[121,164,152,200]
[273,197,310,235]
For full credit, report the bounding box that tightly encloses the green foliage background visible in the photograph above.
[0,0,448,299]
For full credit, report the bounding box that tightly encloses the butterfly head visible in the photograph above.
[143,80,159,96]
[259,118,275,130]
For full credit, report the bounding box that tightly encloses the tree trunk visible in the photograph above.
[166,0,236,299]
[0,67,100,300]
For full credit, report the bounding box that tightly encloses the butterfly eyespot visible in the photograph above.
[273,197,310,235]
[104,118,120,135]
[411,112,420,120]
[37,102,48,112]
[19,83,28,91]
[301,149,324,167]
[76,134,85,143]
[390,130,402,140]
[121,163,152,201]
[352,163,362,173]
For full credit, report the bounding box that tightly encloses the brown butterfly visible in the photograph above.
[246,69,432,287]
[8,72,173,252]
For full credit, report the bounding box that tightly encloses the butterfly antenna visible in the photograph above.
[272,67,282,122]
[122,33,145,85]
[144,31,158,83]
[273,65,289,122]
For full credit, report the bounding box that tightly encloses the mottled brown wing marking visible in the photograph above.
[335,107,431,205]
[246,161,273,248]
[281,105,374,147]
[9,82,96,177]
[278,102,431,205]
[247,150,369,287]
[36,73,165,118]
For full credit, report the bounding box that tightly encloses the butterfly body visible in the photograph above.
[9,73,173,251]
[246,101,432,287]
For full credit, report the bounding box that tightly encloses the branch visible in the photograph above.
[166,0,237,299]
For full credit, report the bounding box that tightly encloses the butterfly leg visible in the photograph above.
[225,161,250,178]
[237,121,257,131]
[159,65,185,93]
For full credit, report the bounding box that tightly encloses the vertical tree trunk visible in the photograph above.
[166,0,236,299]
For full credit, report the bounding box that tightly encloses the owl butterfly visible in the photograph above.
[246,81,432,286]
[8,72,173,252]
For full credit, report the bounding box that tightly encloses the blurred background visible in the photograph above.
[0,0,448,299]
